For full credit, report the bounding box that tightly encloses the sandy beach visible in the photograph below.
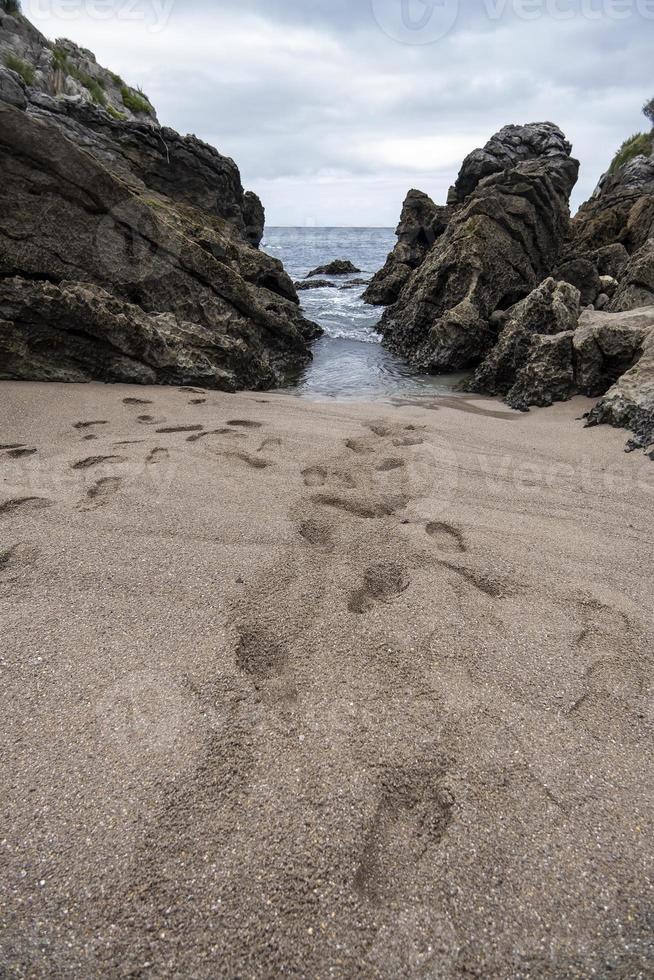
[1,380,652,977]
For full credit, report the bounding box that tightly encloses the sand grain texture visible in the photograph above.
[0,381,652,978]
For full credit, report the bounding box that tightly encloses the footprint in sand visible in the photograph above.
[227,420,263,429]
[393,435,424,448]
[313,494,404,520]
[186,428,235,443]
[569,656,649,737]
[348,562,410,614]
[146,448,169,464]
[78,477,123,511]
[376,458,406,473]
[71,455,127,470]
[0,542,39,576]
[365,422,394,438]
[189,398,207,405]
[298,519,333,550]
[123,397,153,406]
[5,448,37,459]
[302,465,328,487]
[345,438,373,455]
[235,627,297,705]
[0,496,52,517]
[156,425,203,435]
[426,522,466,553]
[74,420,109,430]
[258,437,282,452]
[573,596,632,650]
[354,766,453,902]
[439,561,505,598]
[222,451,270,470]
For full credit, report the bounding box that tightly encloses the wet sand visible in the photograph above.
[1,381,653,978]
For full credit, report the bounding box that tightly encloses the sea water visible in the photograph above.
[262,227,468,401]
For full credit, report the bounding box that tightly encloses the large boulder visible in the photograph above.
[378,123,579,372]
[0,277,293,389]
[0,101,319,389]
[609,238,654,312]
[467,278,580,405]
[580,308,654,450]
[506,331,576,411]
[363,190,449,306]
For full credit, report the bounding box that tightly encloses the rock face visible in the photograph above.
[0,11,319,390]
[580,308,654,451]
[363,190,449,306]
[0,5,156,122]
[467,279,581,409]
[306,260,360,277]
[569,154,654,257]
[378,123,579,372]
[609,239,654,312]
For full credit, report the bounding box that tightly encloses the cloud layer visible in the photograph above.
[24,0,652,224]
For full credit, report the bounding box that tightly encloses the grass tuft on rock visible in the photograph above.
[120,85,153,116]
[608,132,653,174]
[3,52,34,85]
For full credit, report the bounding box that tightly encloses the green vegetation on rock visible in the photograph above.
[120,84,153,116]
[105,104,126,121]
[608,132,653,174]
[51,44,106,105]
[3,52,34,85]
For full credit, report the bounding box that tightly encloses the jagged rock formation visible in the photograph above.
[0,9,319,389]
[363,190,449,306]
[0,3,156,122]
[467,279,581,409]
[306,260,360,277]
[580,308,654,451]
[378,123,579,372]
[569,154,654,257]
[609,239,654,312]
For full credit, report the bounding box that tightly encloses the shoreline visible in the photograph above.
[1,380,652,976]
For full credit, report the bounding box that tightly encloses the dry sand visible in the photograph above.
[0,380,652,978]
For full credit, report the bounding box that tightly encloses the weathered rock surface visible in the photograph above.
[363,190,449,306]
[378,123,579,372]
[580,307,654,450]
[243,191,265,248]
[294,280,336,291]
[609,238,654,312]
[306,260,361,278]
[467,279,580,406]
[569,154,654,257]
[0,94,319,389]
[506,331,576,411]
[0,6,156,122]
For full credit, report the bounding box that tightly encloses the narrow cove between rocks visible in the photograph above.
[263,227,469,401]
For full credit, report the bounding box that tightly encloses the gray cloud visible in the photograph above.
[25,0,653,224]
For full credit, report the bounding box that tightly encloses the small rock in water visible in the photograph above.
[306,260,361,278]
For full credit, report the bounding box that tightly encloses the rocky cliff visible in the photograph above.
[378,123,579,373]
[371,114,654,454]
[0,6,319,389]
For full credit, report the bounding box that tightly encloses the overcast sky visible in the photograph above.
[24,0,652,225]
